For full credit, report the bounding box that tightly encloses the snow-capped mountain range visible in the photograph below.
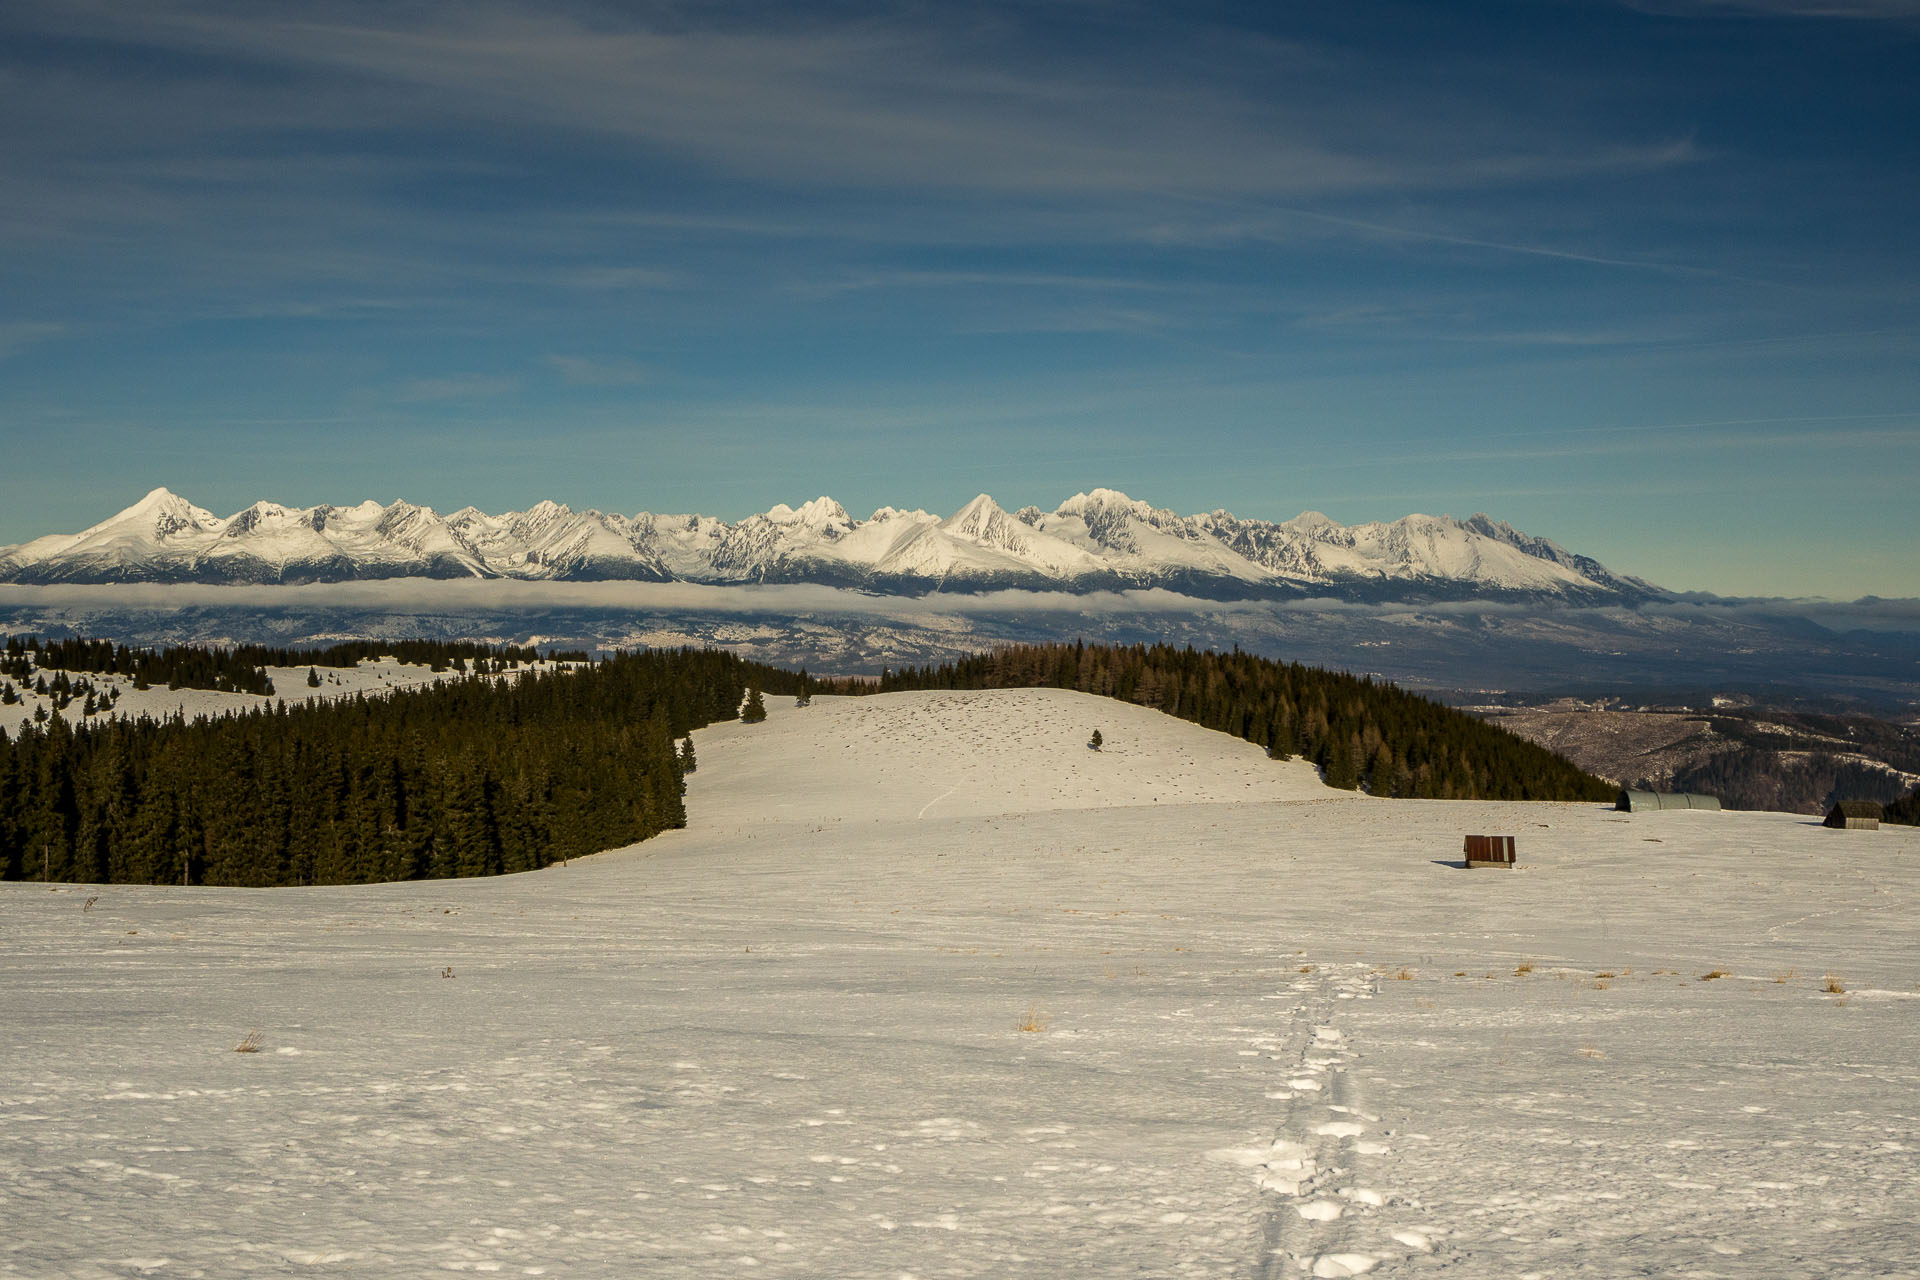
[0,487,1662,602]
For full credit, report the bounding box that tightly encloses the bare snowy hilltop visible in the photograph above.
[0,487,1657,602]
[4,689,1916,1276]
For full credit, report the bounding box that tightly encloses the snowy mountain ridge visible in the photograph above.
[0,486,1663,601]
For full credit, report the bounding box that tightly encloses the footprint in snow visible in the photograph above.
[1391,1229,1434,1253]
[1313,1121,1368,1138]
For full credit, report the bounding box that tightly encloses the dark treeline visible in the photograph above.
[865,642,1613,802]
[1879,783,1918,826]
[0,649,800,887]
[9,635,272,695]
[11,635,571,694]
[246,639,573,671]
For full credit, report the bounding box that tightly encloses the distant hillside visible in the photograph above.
[1477,699,1920,814]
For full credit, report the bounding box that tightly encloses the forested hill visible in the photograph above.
[871,643,1615,803]
[0,648,802,887]
[2,637,1612,889]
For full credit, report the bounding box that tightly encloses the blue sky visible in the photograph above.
[1,0,1915,597]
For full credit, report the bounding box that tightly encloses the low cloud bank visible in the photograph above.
[0,581,1915,632]
[1652,593,1920,633]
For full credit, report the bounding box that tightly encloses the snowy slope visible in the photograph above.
[0,487,1663,601]
[2,689,1915,1278]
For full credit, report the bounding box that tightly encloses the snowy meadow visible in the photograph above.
[4,689,1917,1277]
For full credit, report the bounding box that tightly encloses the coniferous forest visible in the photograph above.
[6,634,562,693]
[1887,784,1920,827]
[871,642,1615,803]
[0,647,800,887]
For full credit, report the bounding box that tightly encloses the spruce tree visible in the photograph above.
[1321,739,1360,790]
[1088,729,1103,751]
[741,684,768,724]
[307,667,321,688]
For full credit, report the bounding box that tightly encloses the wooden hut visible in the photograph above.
[1616,789,1722,812]
[1824,801,1882,830]
[1463,834,1516,868]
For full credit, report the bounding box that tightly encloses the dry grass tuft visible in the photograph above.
[1016,1004,1050,1033]
[1394,967,1416,981]
[1453,971,1467,978]
[1773,969,1797,984]
[1823,975,1846,995]
[1298,965,1315,974]
[1577,1043,1606,1059]
[1700,969,1729,981]
[233,1029,264,1054]
[1514,962,1535,977]
[1595,971,1616,979]
[1593,979,1611,990]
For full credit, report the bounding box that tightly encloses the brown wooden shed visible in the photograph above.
[1825,801,1883,830]
[1463,834,1516,867]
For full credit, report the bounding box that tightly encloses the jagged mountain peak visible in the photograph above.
[944,493,1013,534]
[1054,487,1149,516]
[763,496,851,528]
[867,506,935,523]
[104,487,224,539]
[0,487,1659,602]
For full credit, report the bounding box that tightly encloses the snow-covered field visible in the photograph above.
[4,689,1916,1277]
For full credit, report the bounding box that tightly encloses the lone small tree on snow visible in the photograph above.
[306,667,321,688]
[741,684,768,724]
[1088,729,1103,751]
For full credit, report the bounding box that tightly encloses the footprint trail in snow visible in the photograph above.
[1240,963,1446,1278]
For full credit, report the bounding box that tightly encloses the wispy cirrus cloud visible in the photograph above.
[397,374,520,403]
[0,322,65,356]
[4,1,1697,210]
[545,355,652,387]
